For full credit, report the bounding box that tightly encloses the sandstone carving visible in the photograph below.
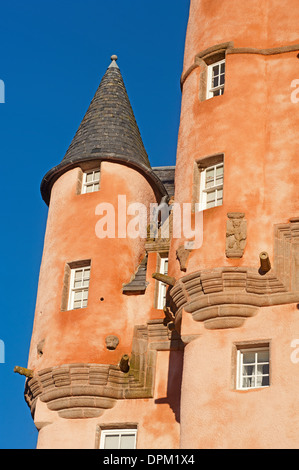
[105,335,119,350]
[226,212,247,258]
[176,245,191,272]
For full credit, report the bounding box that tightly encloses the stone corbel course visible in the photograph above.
[169,219,299,329]
[24,319,184,419]
[170,266,299,330]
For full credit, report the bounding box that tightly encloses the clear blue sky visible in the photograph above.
[0,0,190,449]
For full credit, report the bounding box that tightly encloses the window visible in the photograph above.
[156,256,168,310]
[237,347,270,390]
[99,429,137,449]
[82,169,100,193]
[199,161,224,210]
[207,59,225,99]
[68,264,91,310]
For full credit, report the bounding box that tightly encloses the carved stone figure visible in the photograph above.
[226,212,247,258]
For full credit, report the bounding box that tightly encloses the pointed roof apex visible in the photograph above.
[40,56,168,205]
[109,54,119,68]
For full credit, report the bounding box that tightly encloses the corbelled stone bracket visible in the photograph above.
[24,319,184,419]
[170,262,299,330]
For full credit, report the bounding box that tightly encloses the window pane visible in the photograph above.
[120,434,136,449]
[243,364,254,376]
[212,64,219,76]
[216,165,223,176]
[74,280,82,288]
[257,364,269,375]
[73,300,82,309]
[261,375,269,386]
[74,291,82,301]
[206,200,215,209]
[82,290,89,301]
[220,74,225,86]
[94,171,100,181]
[213,89,221,96]
[205,168,215,188]
[86,172,93,183]
[94,183,99,191]
[104,434,120,449]
[242,352,255,364]
[242,376,254,388]
[257,351,269,363]
[207,190,216,203]
[86,184,93,193]
[220,62,225,74]
[213,76,219,88]
[164,260,168,274]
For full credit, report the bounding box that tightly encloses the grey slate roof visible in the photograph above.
[152,166,175,198]
[40,56,168,205]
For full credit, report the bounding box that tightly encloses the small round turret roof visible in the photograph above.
[40,56,168,205]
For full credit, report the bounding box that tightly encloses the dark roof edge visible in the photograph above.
[40,156,169,206]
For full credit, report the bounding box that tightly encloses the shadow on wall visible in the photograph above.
[154,347,184,423]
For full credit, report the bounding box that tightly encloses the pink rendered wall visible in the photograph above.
[28,162,157,371]
[28,161,182,449]
[34,349,182,449]
[180,304,299,449]
[170,0,299,449]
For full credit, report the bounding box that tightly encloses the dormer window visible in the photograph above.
[82,169,100,193]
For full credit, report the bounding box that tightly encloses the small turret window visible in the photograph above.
[236,346,270,390]
[196,154,224,210]
[207,59,225,99]
[67,263,91,310]
[82,169,100,193]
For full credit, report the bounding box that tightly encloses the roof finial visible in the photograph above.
[109,54,119,69]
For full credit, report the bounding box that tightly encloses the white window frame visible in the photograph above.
[81,169,100,194]
[207,59,225,99]
[199,162,223,210]
[237,347,270,390]
[99,428,137,449]
[68,265,91,310]
[156,256,168,310]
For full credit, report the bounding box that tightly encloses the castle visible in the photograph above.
[22,0,299,448]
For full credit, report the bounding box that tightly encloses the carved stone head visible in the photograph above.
[105,335,119,350]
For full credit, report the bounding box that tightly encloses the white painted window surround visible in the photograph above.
[237,347,270,390]
[99,428,137,449]
[157,257,169,310]
[199,162,224,210]
[82,169,100,193]
[68,265,90,310]
[207,59,225,99]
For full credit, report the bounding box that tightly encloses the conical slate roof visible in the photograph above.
[40,56,168,205]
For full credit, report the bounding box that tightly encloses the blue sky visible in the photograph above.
[0,0,189,449]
